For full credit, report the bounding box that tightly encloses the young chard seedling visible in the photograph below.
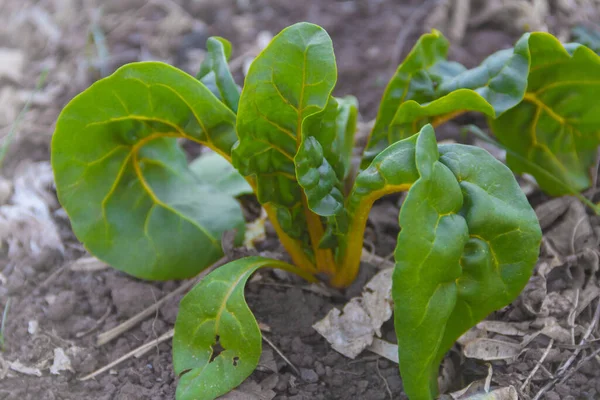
[52,22,599,399]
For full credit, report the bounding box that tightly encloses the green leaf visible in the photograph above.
[392,125,541,399]
[362,30,534,168]
[489,33,600,195]
[52,62,244,280]
[196,37,240,112]
[232,22,338,268]
[365,30,600,196]
[173,256,314,400]
[295,96,345,216]
[233,22,337,209]
[361,30,454,168]
[335,95,358,180]
[189,151,253,197]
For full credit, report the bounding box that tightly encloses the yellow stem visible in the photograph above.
[331,183,412,288]
[301,194,336,276]
[431,110,466,128]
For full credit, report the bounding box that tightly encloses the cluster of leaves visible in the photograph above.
[51,21,600,399]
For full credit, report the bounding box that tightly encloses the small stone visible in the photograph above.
[314,361,325,376]
[46,291,76,321]
[323,351,340,366]
[543,392,560,400]
[300,368,319,383]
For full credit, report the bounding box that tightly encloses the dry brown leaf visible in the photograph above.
[313,268,393,358]
[49,348,73,375]
[366,338,398,363]
[0,162,64,267]
[9,360,42,377]
[463,338,521,361]
[476,321,530,337]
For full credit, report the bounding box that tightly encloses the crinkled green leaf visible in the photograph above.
[232,22,338,264]
[189,151,253,197]
[365,30,600,196]
[362,30,534,168]
[295,96,345,216]
[196,37,240,112]
[173,256,313,400]
[489,33,600,195]
[233,23,336,208]
[391,125,541,399]
[52,62,244,280]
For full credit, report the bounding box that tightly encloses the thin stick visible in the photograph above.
[520,339,554,392]
[376,358,393,400]
[79,329,174,381]
[262,334,300,377]
[96,256,226,346]
[557,298,600,376]
[0,298,10,350]
[76,305,112,338]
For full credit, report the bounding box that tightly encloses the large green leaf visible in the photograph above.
[362,30,532,168]
[391,125,541,399]
[363,30,600,196]
[189,151,253,197]
[361,30,469,167]
[52,62,244,280]
[196,37,240,113]
[489,33,600,196]
[173,256,314,400]
[232,22,339,270]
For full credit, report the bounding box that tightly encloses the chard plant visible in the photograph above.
[52,22,600,399]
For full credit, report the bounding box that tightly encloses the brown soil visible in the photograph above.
[1,1,599,400]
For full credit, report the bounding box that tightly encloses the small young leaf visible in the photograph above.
[173,256,314,400]
[392,125,541,399]
[334,95,359,180]
[52,62,243,280]
[196,37,240,112]
[189,152,253,197]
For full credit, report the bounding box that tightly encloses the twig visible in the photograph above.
[520,339,554,392]
[36,265,66,291]
[376,358,393,400]
[96,256,226,346]
[389,0,440,69]
[532,299,600,399]
[79,329,174,381]
[76,304,112,338]
[261,334,300,377]
[0,298,10,351]
[557,298,600,376]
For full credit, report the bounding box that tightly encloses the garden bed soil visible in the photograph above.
[1,1,600,399]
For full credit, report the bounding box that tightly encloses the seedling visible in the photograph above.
[52,22,599,399]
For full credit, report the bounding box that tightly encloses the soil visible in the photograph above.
[1,1,600,400]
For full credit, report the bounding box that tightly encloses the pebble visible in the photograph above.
[46,290,76,321]
[300,368,319,383]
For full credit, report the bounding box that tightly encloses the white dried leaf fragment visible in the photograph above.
[313,268,393,359]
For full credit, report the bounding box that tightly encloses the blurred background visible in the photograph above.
[0,0,599,174]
